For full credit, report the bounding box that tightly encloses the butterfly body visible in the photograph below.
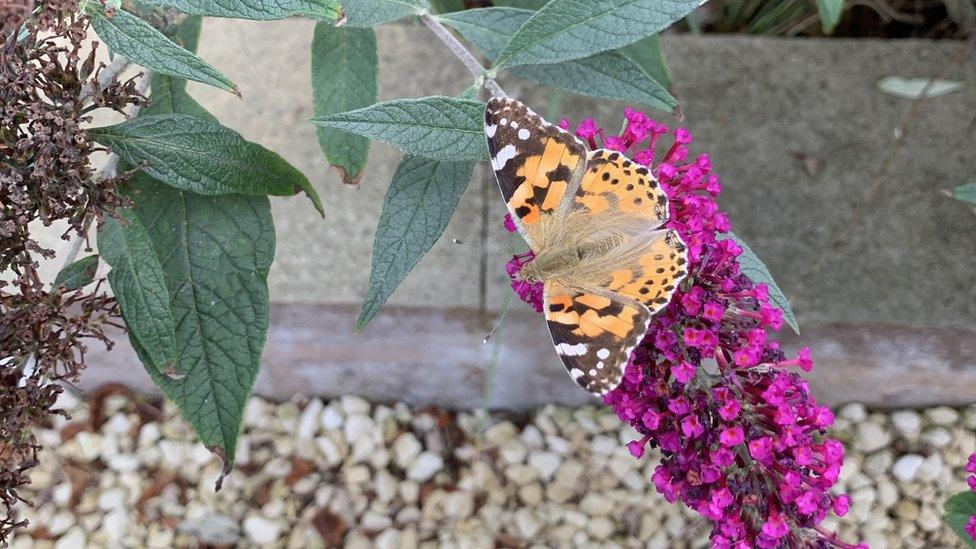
[486,97,688,395]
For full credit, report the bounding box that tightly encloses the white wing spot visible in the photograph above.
[597,348,610,359]
[491,144,517,171]
[555,342,587,356]
[596,361,604,369]
[517,128,530,140]
[570,368,584,381]
[511,121,519,128]
[588,368,597,376]
[485,124,497,138]
[499,117,508,125]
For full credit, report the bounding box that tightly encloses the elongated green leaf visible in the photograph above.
[130,173,273,479]
[429,0,464,13]
[310,96,487,160]
[494,0,700,69]
[141,16,214,119]
[720,232,800,335]
[170,13,203,53]
[357,156,475,330]
[311,24,378,186]
[99,210,179,377]
[53,255,99,291]
[944,491,976,548]
[440,7,674,110]
[344,0,425,27]
[814,0,843,34]
[494,0,549,8]
[516,54,673,111]
[878,77,965,99]
[146,73,215,120]
[135,0,342,21]
[120,40,273,480]
[87,4,237,93]
[437,7,533,60]
[951,182,976,203]
[619,35,671,91]
[87,114,323,215]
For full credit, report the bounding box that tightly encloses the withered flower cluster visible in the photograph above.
[1,0,146,540]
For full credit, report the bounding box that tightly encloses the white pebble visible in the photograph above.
[242,515,285,544]
[892,454,925,481]
[406,452,443,482]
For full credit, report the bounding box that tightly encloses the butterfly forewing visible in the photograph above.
[484,97,587,248]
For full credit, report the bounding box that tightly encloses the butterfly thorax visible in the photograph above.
[518,238,616,285]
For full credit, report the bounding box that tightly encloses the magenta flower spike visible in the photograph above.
[504,107,856,548]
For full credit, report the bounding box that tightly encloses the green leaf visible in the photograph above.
[437,7,531,60]
[344,0,426,27]
[429,0,465,13]
[814,0,843,34]
[311,24,378,185]
[356,155,475,330]
[86,4,237,93]
[141,15,214,119]
[129,173,274,480]
[951,182,976,203]
[135,0,342,21]
[514,50,674,111]
[98,210,180,377]
[117,46,272,481]
[53,255,99,291]
[619,35,671,91]
[878,77,965,100]
[494,0,549,8]
[145,73,216,120]
[169,13,203,53]
[439,7,674,110]
[720,232,800,335]
[944,491,976,548]
[493,0,701,69]
[87,114,324,215]
[310,96,487,161]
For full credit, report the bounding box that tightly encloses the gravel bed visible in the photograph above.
[10,390,975,548]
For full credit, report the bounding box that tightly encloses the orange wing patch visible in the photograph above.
[605,230,688,313]
[546,291,642,340]
[508,137,583,226]
[544,287,651,395]
[575,149,669,225]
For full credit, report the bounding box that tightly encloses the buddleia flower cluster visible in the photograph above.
[0,0,145,539]
[962,453,976,540]
[506,108,859,548]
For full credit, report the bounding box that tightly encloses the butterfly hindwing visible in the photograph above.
[544,287,651,395]
[485,97,587,247]
[603,229,688,314]
[574,148,669,226]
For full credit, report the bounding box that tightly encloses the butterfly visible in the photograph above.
[485,97,688,395]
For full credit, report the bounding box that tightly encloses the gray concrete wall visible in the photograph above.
[187,21,976,328]
[77,20,976,408]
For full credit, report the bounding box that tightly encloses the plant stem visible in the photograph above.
[79,56,133,103]
[419,12,507,98]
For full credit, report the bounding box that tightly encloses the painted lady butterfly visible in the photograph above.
[485,97,688,395]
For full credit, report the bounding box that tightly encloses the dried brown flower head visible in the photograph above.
[1,0,146,540]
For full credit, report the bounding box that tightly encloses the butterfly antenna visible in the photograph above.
[482,297,513,344]
[452,237,490,256]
